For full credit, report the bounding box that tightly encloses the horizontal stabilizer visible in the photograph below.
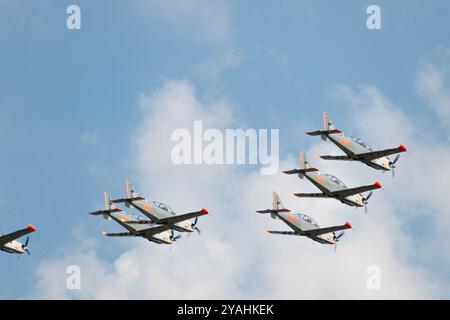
[111,196,146,204]
[283,167,318,175]
[256,208,290,214]
[305,129,342,136]
[88,208,121,215]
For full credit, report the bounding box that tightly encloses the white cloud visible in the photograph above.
[140,0,233,44]
[32,79,447,299]
[80,131,98,146]
[416,48,450,129]
[196,47,245,83]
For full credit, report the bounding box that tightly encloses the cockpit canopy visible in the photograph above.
[350,136,373,151]
[325,174,347,188]
[152,201,175,214]
[294,213,319,227]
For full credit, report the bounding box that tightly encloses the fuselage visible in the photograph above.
[327,133,391,171]
[303,171,364,207]
[276,212,336,245]
[108,211,173,244]
[126,200,194,232]
[0,240,26,254]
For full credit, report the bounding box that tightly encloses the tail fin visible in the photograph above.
[256,191,290,219]
[323,111,335,131]
[283,150,318,177]
[104,192,121,215]
[104,192,112,211]
[300,150,310,170]
[125,178,138,208]
[306,111,341,138]
[88,192,121,220]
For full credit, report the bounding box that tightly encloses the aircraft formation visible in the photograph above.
[1,112,407,256]
[89,179,208,245]
[256,111,407,249]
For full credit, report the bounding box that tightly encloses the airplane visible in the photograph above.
[89,193,181,245]
[0,224,36,255]
[110,178,208,234]
[256,192,351,249]
[283,150,382,211]
[306,111,407,176]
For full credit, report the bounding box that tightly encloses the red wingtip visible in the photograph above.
[344,221,352,229]
[28,224,37,232]
[201,208,208,214]
[374,181,382,189]
[399,144,407,152]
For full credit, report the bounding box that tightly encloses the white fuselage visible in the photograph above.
[327,133,391,171]
[128,200,195,233]
[0,240,25,254]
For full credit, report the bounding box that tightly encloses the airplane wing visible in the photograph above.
[266,230,297,235]
[356,145,407,161]
[304,222,352,237]
[293,192,329,198]
[156,208,208,225]
[0,225,36,246]
[320,155,352,161]
[139,224,173,237]
[103,232,134,237]
[329,182,382,198]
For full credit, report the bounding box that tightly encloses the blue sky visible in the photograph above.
[0,1,449,299]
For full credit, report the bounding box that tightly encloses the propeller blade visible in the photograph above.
[364,191,373,202]
[194,227,201,234]
[23,236,29,248]
[170,229,181,241]
[335,231,345,240]
[392,154,400,165]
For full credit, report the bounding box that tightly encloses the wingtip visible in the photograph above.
[344,221,352,229]
[101,230,107,235]
[373,181,382,189]
[28,224,37,232]
[201,208,208,214]
[399,144,407,152]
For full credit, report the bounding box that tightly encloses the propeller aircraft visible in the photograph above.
[0,224,36,255]
[284,150,382,211]
[111,179,208,234]
[256,192,351,249]
[89,193,181,245]
[306,111,407,176]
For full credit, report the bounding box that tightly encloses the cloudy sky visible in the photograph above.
[0,0,449,299]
